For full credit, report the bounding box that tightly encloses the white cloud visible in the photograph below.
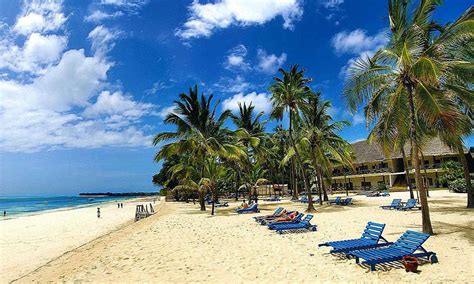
[157,106,177,119]
[256,49,287,74]
[0,1,156,153]
[145,80,174,95]
[0,33,67,74]
[351,112,365,126]
[13,0,66,35]
[83,91,153,118]
[23,33,67,64]
[88,25,123,57]
[213,75,251,93]
[224,44,250,71]
[176,0,303,39]
[332,29,388,79]
[222,92,272,113]
[100,0,149,9]
[84,10,124,23]
[331,29,387,55]
[0,1,68,74]
[322,0,344,9]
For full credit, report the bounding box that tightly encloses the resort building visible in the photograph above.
[331,137,474,191]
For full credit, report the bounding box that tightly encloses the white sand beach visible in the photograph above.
[2,191,473,283]
[0,198,161,282]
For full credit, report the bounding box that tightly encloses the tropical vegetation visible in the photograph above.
[153,1,473,233]
[344,0,473,234]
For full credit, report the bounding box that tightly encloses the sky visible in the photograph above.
[0,0,472,196]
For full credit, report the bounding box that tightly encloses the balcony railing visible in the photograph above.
[407,163,443,171]
[332,167,392,177]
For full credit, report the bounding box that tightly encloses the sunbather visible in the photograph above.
[238,200,249,209]
[255,209,288,221]
[266,211,299,224]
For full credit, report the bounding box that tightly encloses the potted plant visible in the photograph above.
[402,256,419,272]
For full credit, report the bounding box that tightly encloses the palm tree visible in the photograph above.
[283,93,353,210]
[154,86,244,212]
[270,65,312,202]
[230,102,269,201]
[200,157,229,215]
[344,0,473,234]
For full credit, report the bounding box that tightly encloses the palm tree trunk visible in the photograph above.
[322,176,328,201]
[457,143,473,208]
[317,168,328,201]
[289,126,298,200]
[315,168,323,205]
[401,147,415,199]
[199,191,206,211]
[407,86,433,234]
[420,151,430,197]
[288,111,315,212]
[199,160,206,211]
[211,186,216,216]
[235,170,240,201]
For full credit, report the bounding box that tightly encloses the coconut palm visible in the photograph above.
[344,0,473,234]
[270,65,312,201]
[283,93,353,210]
[154,86,244,212]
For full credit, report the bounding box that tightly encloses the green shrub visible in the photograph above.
[449,178,467,193]
[376,183,388,191]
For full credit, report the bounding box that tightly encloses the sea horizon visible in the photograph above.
[0,195,134,218]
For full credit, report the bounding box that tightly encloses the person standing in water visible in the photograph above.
[97,207,101,218]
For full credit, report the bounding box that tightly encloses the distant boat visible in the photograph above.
[88,198,95,201]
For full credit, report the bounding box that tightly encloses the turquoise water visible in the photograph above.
[0,196,131,217]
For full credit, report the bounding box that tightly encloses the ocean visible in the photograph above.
[0,196,132,217]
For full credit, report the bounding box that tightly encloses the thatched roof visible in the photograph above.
[351,137,467,164]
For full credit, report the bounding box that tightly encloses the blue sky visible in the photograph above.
[0,0,472,196]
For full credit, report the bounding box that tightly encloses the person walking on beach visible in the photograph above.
[120,203,123,208]
[3,210,6,217]
[97,207,101,218]
[117,203,120,208]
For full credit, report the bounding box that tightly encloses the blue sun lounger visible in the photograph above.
[267,213,304,228]
[236,203,260,214]
[215,201,229,207]
[254,207,283,221]
[340,198,353,205]
[348,230,438,271]
[328,197,341,205]
[272,214,317,234]
[259,210,296,225]
[398,199,421,210]
[318,222,391,253]
[380,199,402,210]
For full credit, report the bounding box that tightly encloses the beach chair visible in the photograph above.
[398,199,421,210]
[253,207,283,221]
[215,201,229,208]
[348,230,438,271]
[259,210,296,225]
[299,196,309,203]
[328,197,341,205]
[272,214,317,234]
[339,198,352,205]
[380,191,390,197]
[380,199,402,210]
[267,213,304,229]
[236,203,260,214]
[265,196,281,202]
[318,222,391,253]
